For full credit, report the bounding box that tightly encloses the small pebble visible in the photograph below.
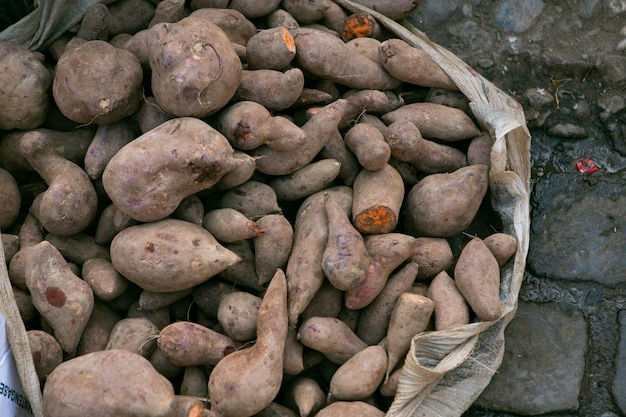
[547,123,587,139]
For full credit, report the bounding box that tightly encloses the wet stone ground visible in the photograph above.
[407,0,626,416]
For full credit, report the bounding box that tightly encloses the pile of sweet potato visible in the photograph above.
[0,1,518,416]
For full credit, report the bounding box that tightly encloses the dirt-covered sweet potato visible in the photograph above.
[52,40,143,125]
[147,16,242,117]
[337,0,419,20]
[0,42,51,130]
[110,218,240,292]
[328,345,387,401]
[43,349,179,417]
[102,117,240,222]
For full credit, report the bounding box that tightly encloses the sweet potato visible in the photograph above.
[83,119,135,180]
[384,119,468,174]
[110,219,240,292]
[255,402,300,417]
[281,0,330,23]
[267,8,300,30]
[297,316,367,364]
[254,214,294,285]
[252,99,348,175]
[126,301,171,330]
[218,101,306,152]
[404,164,489,237]
[314,401,385,417]
[300,279,344,321]
[345,36,384,62]
[351,164,404,235]
[1,234,19,263]
[105,317,160,357]
[158,321,239,366]
[0,42,51,130]
[20,241,94,354]
[427,271,470,330]
[410,237,455,280]
[44,233,109,265]
[76,3,109,41]
[328,345,387,400]
[319,127,361,185]
[148,0,186,27]
[467,132,496,166]
[454,237,503,321]
[237,68,305,111]
[28,330,63,383]
[339,89,402,128]
[270,159,341,201]
[322,193,370,291]
[107,0,155,35]
[189,8,256,46]
[382,102,481,142]
[76,301,122,356]
[0,127,95,173]
[483,232,518,267]
[217,291,262,342]
[136,96,172,133]
[220,180,282,219]
[102,117,240,222]
[208,269,288,417]
[147,16,242,117]
[379,38,457,90]
[320,0,349,33]
[214,151,257,190]
[356,262,419,345]
[173,194,205,226]
[93,204,137,245]
[139,288,192,311]
[220,239,263,290]
[283,328,305,376]
[53,40,143,125]
[385,292,434,380]
[180,366,208,398]
[246,27,296,70]
[82,258,129,302]
[344,233,415,310]
[0,168,20,229]
[20,131,98,237]
[293,28,399,90]
[203,208,261,243]
[344,122,391,171]
[285,187,352,327]
[342,12,382,41]
[43,349,178,417]
[283,377,326,417]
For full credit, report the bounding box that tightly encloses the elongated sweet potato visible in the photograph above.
[209,269,288,417]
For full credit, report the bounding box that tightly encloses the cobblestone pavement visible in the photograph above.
[408,1,626,416]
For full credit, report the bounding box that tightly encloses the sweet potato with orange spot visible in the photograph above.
[246,27,296,70]
[351,164,404,235]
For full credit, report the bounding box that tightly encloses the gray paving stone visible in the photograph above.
[528,172,626,285]
[475,301,587,414]
[613,310,626,414]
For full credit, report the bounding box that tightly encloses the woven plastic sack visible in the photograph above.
[334,1,531,416]
[0,0,101,50]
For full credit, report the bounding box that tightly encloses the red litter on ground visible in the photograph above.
[576,158,599,174]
